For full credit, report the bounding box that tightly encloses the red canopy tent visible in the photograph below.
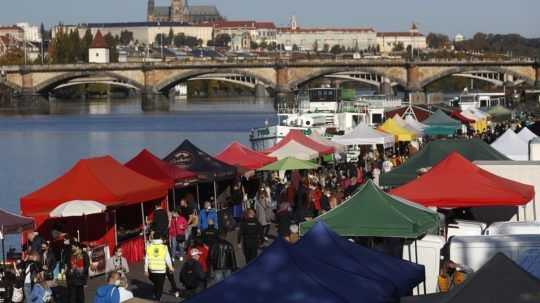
[125,149,198,187]
[390,152,535,207]
[263,130,335,155]
[20,156,169,261]
[451,111,475,124]
[216,142,277,170]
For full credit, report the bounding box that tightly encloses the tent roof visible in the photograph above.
[0,209,34,234]
[263,130,334,155]
[385,105,433,122]
[378,118,417,142]
[405,115,427,131]
[528,122,540,136]
[186,237,393,303]
[267,140,320,160]
[380,139,509,187]
[258,157,319,171]
[297,222,425,298]
[125,149,197,187]
[21,156,169,217]
[401,253,540,303]
[390,152,534,207]
[423,109,461,127]
[308,131,346,153]
[300,180,440,238]
[517,127,537,143]
[215,141,276,170]
[393,114,423,135]
[333,123,395,147]
[424,125,459,136]
[164,140,237,181]
[490,129,529,161]
[450,111,475,124]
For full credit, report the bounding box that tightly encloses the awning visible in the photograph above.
[490,129,529,161]
[301,180,439,238]
[20,156,169,216]
[378,118,417,142]
[333,123,395,148]
[0,209,34,234]
[263,129,334,156]
[125,149,198,187]
[216,141,277,170]
[258,157,320,171]
[390,152,534,208]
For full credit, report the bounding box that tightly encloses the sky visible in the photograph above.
[1,0,539,38]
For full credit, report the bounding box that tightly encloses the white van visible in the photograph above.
[446,220,486,239]
[402,235,446,295]
[484,221,540,236]
[449,234,540,271]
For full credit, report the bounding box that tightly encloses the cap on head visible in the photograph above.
[190,248,202,257]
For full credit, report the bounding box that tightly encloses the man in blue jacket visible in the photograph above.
[199,201,219,232]
[94,272,120,303]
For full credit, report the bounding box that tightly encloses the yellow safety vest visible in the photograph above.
[146,243,167,272]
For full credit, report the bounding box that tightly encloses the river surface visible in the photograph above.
[0,97,276,250]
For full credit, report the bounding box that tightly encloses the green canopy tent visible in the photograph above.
[486,105,512,122]
[300,180,439,238]
[258,157,320,171]
[423,109,461,136]
[380,139,508,187]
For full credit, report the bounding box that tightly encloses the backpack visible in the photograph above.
[94,285,120,303]
[180,261,201,290]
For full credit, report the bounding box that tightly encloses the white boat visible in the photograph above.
[249,87,403,151]
[449,91,506,111]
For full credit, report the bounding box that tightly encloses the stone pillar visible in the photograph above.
[379,77,393,95]
[254,83,268,98]
[274,65,293,107]
[21,72,34,96]
[405,64,426,104]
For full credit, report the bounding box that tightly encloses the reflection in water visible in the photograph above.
[0,97,276,250]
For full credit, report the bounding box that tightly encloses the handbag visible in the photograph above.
[11,287,23,303]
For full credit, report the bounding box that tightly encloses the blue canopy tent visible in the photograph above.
[185,238,394,303]
[295,222,425,298]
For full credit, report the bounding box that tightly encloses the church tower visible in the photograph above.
[171,0,188,23]
[147,0,155,22]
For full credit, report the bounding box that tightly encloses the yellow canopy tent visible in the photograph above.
[378,118,417,142]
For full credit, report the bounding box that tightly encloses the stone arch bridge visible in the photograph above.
[1,59,539,103]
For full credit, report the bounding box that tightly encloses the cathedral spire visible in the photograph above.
[147,0,155,22]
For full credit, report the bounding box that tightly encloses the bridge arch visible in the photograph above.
[288,67,408,90]
[34,71,145,94]
[153,68,276,94]
[0,78,22,92]
[419,66,536,89]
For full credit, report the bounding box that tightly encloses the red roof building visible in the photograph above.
[90,30,108,49]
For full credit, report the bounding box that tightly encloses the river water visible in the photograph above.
[0,97,276,250]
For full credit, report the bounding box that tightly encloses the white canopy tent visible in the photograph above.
[308,131,346,153]
[405,115,427,131]
[491,129,529,161]
[268,140,320,160]
[517,127,537,143]
[332,123,395,148]
[393,114,424,135]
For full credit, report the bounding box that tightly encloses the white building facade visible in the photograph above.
[376,24,427,53]
[16,22,42,43]
[213,21,277,45]
[276,17,377,51]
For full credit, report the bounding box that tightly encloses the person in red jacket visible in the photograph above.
[187,238,209,287]
[310,184,322,217]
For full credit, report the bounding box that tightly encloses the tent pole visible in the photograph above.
[172,186,177,210]
[415,240,425,294]
[196,184,200,207]
[533,198,537,221]
[114,210,118,246]
[140,203,147,245]
[213,181,218,210]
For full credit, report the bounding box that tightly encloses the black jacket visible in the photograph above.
[209,238,237,272]
[65,252,90,286]
[180,259,205,290]
[151,208,169,239]
[202,227,219,248]
[276,210,293,238]
[237,218,263,246]
[41,250,57,280]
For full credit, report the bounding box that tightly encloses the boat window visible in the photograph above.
[372,113,383,124]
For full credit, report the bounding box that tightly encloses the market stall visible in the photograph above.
[490,129,529,161]
[401,254,540,303]
[333,123,396,148]
[0,209,34,266]
[20,156,169,262]
[125,149,198,209]
[263,129,335,158]
[216,141,277,170]
[308,131,346,154]
[390,152,534,209]
[393,114,424,136]
[378,118,417,142]
[422,109,461,136]
[380,139,508,187]
[258,157,320,171]
[517,127,537,143]
[164,140,237,208]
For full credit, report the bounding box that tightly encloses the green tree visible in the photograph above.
[250,41,259,49]
[312,40,319,52]
[214,33,231,47]
[168,28,174,46]
[104,33,119,62]
[292,44,299,51]
[330,44,344,55]
[426,33,450,49]
[392,42,404,52]
[119,30,134,46]
[323,43,330,52]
